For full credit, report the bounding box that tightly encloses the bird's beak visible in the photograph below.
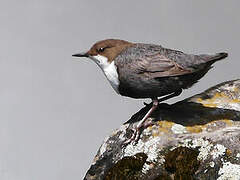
[72,51,89,58]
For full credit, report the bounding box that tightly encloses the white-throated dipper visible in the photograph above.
[72,39,228,144]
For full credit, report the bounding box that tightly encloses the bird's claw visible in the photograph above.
[123,119,155,146]
[123,127,140,146]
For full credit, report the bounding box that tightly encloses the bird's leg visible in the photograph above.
[124,90,182,145]
[138,90,182,136]
[136,98,159,129]
[124,98,158,145]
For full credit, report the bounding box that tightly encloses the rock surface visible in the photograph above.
[84,79,240,180]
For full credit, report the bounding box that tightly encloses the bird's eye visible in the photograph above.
[98,47,105,52]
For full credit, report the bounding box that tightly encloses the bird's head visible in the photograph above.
[72,39,133,68]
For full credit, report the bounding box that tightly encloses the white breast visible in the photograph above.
[90,55,120,94]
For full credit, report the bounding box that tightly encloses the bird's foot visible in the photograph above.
[123,118,154,146]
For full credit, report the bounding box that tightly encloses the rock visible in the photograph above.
[84,79,240,180]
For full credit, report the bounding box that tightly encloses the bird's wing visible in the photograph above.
[116,44,227,78]
[129,47,196,77]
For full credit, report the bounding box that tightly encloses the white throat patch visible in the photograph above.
[90,55,120,94]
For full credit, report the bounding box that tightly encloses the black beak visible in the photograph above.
[72,52,89,57]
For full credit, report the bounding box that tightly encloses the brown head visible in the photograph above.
[72,39,133,63]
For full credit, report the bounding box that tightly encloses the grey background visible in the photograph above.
[0,0,239,179]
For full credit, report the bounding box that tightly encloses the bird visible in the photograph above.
[72,39,228,144]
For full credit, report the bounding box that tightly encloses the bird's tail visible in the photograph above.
[211,52,228,61]
[201,52,228,63]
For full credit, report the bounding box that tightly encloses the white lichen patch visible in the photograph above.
[118,124,128,141]
[211,144,226,159]
[124,136,161,162]
[209,161,215,168]
[229,103,240,111]
[99,136,110,156]
[142,164,151,174]
[196,142,213,161]
[171,124,187,134]
[181,138,213,161]
[123,136,165,174]
[218,162,240,180]
[144,123,154,136]
[142,163,154,174]
[193,139,212,159]
[223,85,237,92]
[176,138,229,162]
[218,102,240,112]
[236,153,240,158]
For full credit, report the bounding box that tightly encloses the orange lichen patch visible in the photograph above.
[158,121,175,129]
[150,121,175,137]
[186,125,204,133]
[147,126,153,131]
[226,149,232,156]
[220,119,233,126]
[152,131,166,137]
[151,119,233,137]
[196,97,217,108]
[157,127,169,133]
[196,92,240,108]
[231,99,240,103]
[152,132,159,137]
[151,127,169,137]
[199,102,217,108]
[234,87,240,92]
